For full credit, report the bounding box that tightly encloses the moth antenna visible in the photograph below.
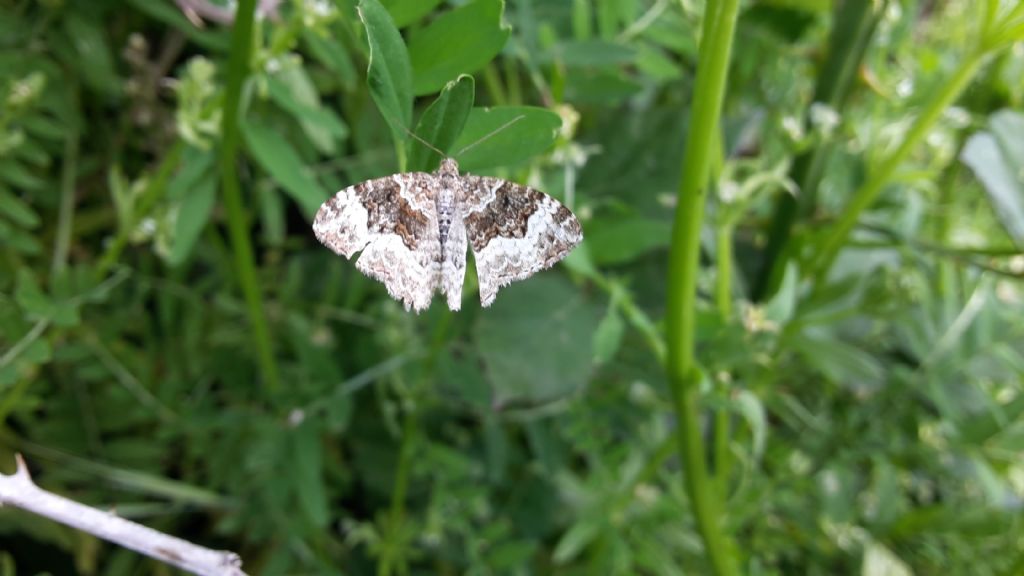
[400,124,448,159]
[453,115,526,158]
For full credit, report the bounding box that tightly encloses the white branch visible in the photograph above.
[0,455,248,576]
[175,0,283,26]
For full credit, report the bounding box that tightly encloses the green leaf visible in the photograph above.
[734,390,767,461]
[790,331,884,393]
[60,12,120,98]
[258,181,286,246]
[763,262,798,326]
[267,67,348,155]
[585,217,672,266]
[485,539,539,570]
[564,67,643,104]
[475,276,600,406]
[438,350,492,410]
[0,160,48,191]
[291,421,329,528]
[19,338,52,365]
[635,43,684,81]
[408,0,510,96]
[166,146,215,202]
[359,0,413,152]
[302,29,357,91]
[2,228,42,255]
[0,188,40,229]
[50,300,80,328]
[592,306,624,364]
[452,106,562,172]
[169,175,217,266]
[541,40,637,67]
[381,0,444,27]
[408,75,475,173]
[861,541,912,576]
[961,109,1024,247]
[553,521,601,564]
[242,121,327,218]
[14,269,53,319]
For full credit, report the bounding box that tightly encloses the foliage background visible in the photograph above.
[1,0,1024,574]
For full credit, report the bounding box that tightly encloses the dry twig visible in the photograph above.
[0,454,247,576]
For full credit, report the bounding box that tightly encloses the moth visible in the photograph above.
[312,157,583,312]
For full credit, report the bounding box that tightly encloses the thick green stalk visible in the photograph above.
[665,0,741,573]
[812,52,986,280]
[220,0,280,391]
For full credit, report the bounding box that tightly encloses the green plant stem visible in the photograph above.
[715,224,733,319]
[931,141,965,301]
[713,389,732,499]
[219,0,279,392]
[664,0,741,573]
[52,88,79,275]
[380,410,416,576]
[481,62,507,105]
[811,51,986,281]
[380,315,450,576]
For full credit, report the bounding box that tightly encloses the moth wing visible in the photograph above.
[460,176,582,307]
[313,173,442,312]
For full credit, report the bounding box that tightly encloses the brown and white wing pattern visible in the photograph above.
[313,173,441,312]
[440,213,468,311]
[461,176,583,307]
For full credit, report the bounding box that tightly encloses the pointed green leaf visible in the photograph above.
[242,121,327,218]
[258,181,286,246]
[408,0,510,95]
[267,67,348,155]
[961,109,1024,247]
[14,269,53,319]
[167,146,215,202]
[302,29,357,91]
[292,421,329,527]
[0,188,40,229]
[553,521,601,564]
[408,75,475,172]
[60,12,121,98]
[592,306,624,364]
[50,300,81,328]
[359,0,413,150]
[169,175,217,266]
[734,390,767,461]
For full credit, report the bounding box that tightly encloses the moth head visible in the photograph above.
[438,157,459,176]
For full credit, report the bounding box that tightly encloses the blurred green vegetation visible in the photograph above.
[1,0,1024,574]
